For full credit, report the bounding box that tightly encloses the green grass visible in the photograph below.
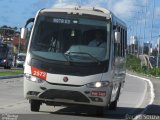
[127,54,160,79]
[0,69,24,76]
[126,54,142,72]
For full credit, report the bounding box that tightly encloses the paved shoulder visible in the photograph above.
[142,78,160,115]
[127,71,160,118]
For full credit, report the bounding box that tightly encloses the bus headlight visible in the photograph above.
[3,59,7,63]
[24,74,45,83]
[86,81,110,88]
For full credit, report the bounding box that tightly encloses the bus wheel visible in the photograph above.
[30,100,41,112]
[96,107,105,116]
[109,100,117,110]
[109,84,121,110]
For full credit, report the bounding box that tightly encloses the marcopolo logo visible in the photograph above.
[63,76,69,82]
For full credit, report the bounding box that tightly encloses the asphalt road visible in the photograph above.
[0,74,150,120]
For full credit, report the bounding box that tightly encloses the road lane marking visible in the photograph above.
[135,79,147,108]
[127,73,155,105]
[126,73,155,120]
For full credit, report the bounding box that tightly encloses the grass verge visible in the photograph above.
[0,69,24,76]
[127,54,160,79]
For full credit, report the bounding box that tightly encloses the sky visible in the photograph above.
[0,0,160,46]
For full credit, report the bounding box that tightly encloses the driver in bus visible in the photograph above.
[88,31,106,48]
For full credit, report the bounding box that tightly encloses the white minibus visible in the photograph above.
[21,7,127,115]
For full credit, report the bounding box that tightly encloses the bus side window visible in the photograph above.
[114,26,121,57]
[114,26,126,57]
[121,28,127,57]
[121,28,124,57]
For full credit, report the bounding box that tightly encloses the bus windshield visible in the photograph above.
[0,45,8,59]
[30,14,111,63]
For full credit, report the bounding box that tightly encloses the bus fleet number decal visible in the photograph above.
[31,67,47,80]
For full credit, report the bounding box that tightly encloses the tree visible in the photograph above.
[13,27,18,31]
[152,48,158,56]
[1,25,8,28]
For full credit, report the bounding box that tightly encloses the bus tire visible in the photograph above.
[109,99,117,110]
[96,107,105,116]
[109,84,121,110]
[30,100,41,112]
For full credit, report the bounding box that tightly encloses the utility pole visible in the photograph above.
[143,0,148,55]
[157,36,160,68]
[147,41,150,69]
[18,33,21,54]
[18,28,21,54]
[147,0,155,69]
[150,0,155,57]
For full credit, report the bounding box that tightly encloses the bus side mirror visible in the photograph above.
[21,18,34,40]
[115,32,121,43]
[21,28,28,39]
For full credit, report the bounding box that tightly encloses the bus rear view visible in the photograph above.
[22,7,127,115]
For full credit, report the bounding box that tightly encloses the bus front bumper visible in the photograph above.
[24,77,111,107]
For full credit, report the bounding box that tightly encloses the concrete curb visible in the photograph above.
[0,74,24,79]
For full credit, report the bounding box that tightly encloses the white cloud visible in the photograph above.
[52,0,78,8]
[42,0,160,43]
[52,0,137,20]
[85,0,109,7]
[52,0,108,8]
[51,0,158,31]
[155,7,160,18]
[112,0,137,19]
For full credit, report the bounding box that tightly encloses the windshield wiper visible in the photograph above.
[62,53,71,65]
[65,51,101,64]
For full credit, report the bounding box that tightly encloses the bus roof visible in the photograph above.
[39,7,126,28]
[40,7,111,19]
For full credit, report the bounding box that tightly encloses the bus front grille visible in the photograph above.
[39,89,90,103]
